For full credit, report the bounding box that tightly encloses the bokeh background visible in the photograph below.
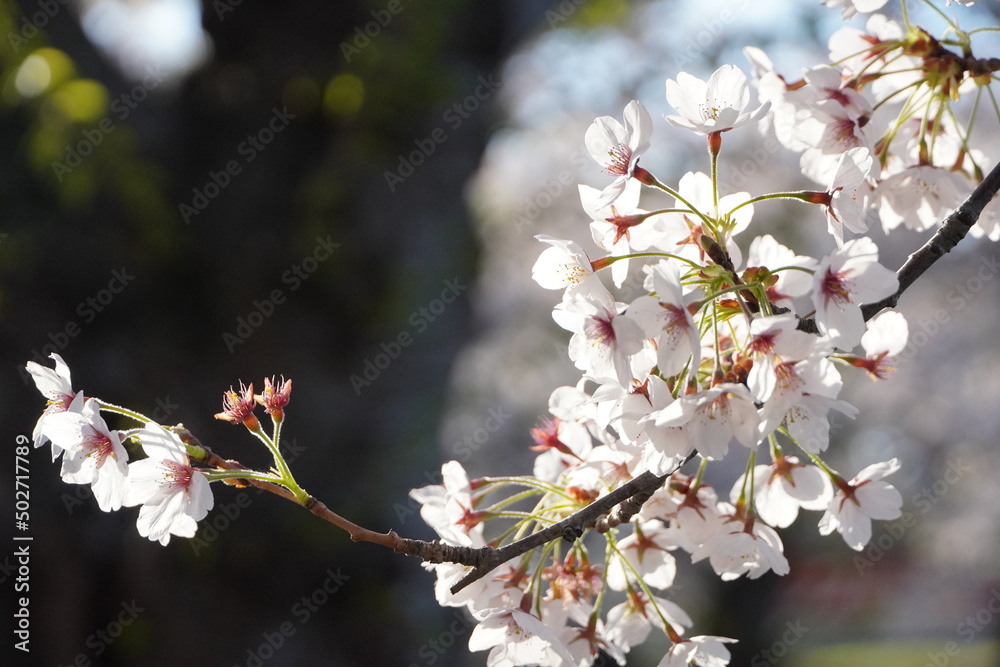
[4,1,1000,665]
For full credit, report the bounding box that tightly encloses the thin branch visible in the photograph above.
[180,423,684,594]
[447,469,676,594]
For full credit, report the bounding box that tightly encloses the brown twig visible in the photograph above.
[447,469,675,594]
[178,424,684,593]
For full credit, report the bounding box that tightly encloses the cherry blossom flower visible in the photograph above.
[820,147,875,246]
[585,100,653,207]
[744,235,818,310]
[545,599,625,667]
[745,314,832,406]
[735,458,833,528]
[606,590,691,653]
[812,237,897,348]
[658,635,737,667]
[542,552,603,624]
[581,180,670,288]
[532,235,598,290]
[629,260,702,379]
[665,65,769,135]
[468,607,575,667]
[607,520,678,591]
[691,510,790,580]
[530,415,594,482]
[782,392,859,455]
[649,383,760,460]
[745,315,844,442]
[45,399,130,512]
[409,460,486,547]
[642,478,725,553]
[876,165,966,233]
[26,352,85,459]
[123,422,213,545]
[675,170,754,248]
[828,14,920,101]
[821,0,889,22]
[794,68,876,184]
[552,281,645,387]
[819,458,903,550]
[848,310,909,380]
[744,46,811,152]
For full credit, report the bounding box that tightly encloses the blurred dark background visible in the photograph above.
[1,1,536,665]
[5,1,1000,666]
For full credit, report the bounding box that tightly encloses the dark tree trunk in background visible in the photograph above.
[2,2,549,665]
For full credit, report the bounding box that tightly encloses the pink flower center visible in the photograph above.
[748,331,778,356]
[160,459,194,490]
[605,144,632,176]
[830,118,862,149]
[821,267,854,307]
[81,430,115,467]
[660,302,689,334]
[585,314,617,346]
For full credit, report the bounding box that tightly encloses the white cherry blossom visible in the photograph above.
[123,422,213,545]
[469,607,575,667]
[665,65,769,135]
[26,353,85,459]
[585,100,653,207]
[658,635,736,667]
[819,458,903,550]
[812,237,897,348]
[532,235,597,290]
[45,399,129,512]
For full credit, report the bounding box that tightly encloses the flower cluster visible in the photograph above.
[25,355,297,544]
[21,2,1000,666]
[409,2,1000,664]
